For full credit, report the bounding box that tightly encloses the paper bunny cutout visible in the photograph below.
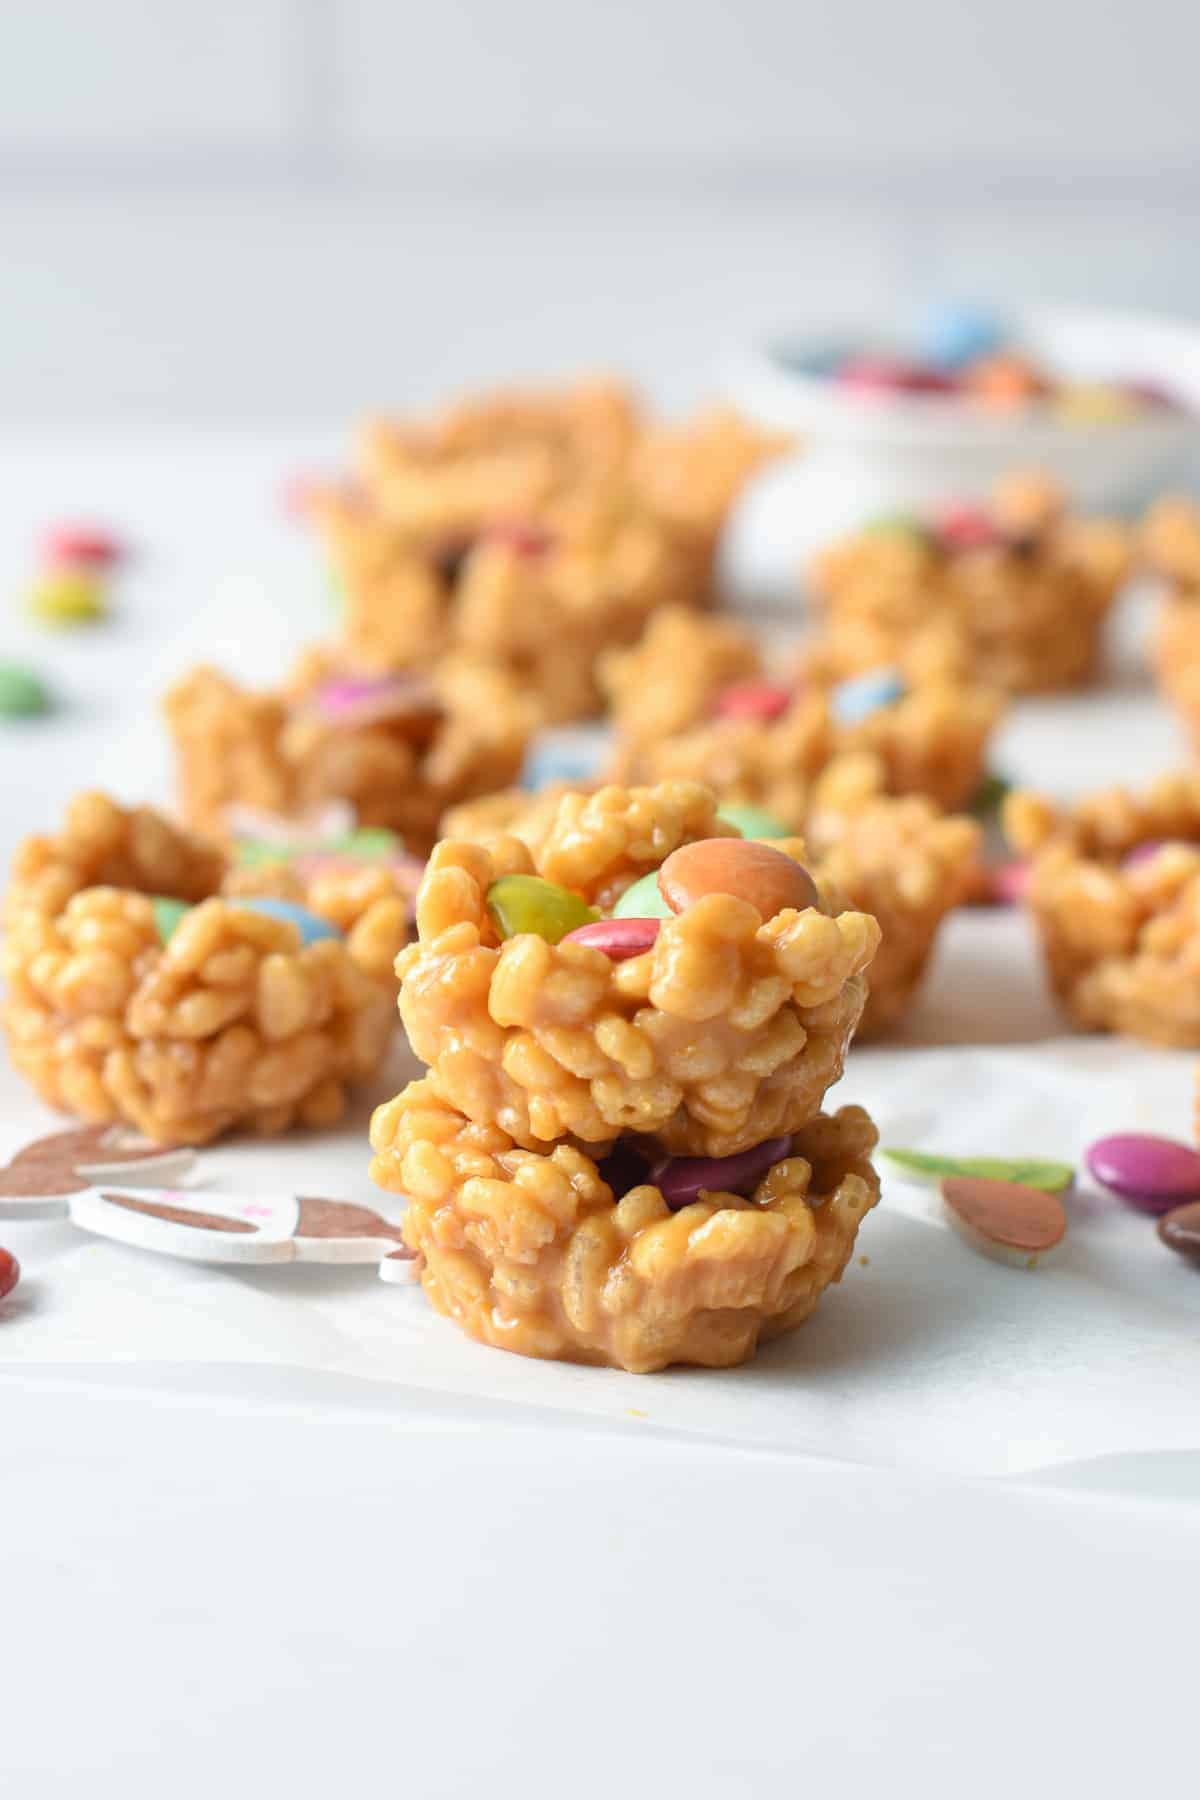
[0,1123,197,1219]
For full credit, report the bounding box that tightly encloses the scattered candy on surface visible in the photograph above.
[612,870,674,920]
[41,523,124,569]
[883,1149,1074,1194]
[151,897,191,945]
[717,803,794,841]
[0,663,51,718]
[649,1135,794,1211]
[26,568,107,627]
[561,917,661,959]
[486,874,597,944]
[830,667,906,724]
[1084,1133,1200,1215]
[234,897,343,945]
[712,680,793,724]
[940,1174,1068,1265]
[658,838,819,921]
[0,1247,19,1303]
[1157,1200,1200,1264]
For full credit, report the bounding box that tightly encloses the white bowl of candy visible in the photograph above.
[724,303,1200,597]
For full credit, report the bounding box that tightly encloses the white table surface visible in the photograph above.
[2,434,1199,1796]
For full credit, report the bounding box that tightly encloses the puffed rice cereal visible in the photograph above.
[1142,496,1200,741]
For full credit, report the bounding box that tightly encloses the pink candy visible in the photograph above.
[561,917,661,960]
[989,860,1030,906]
[41,523,124,568]
[1085,1133,1200,1216]
[483,521,553,558]
[713,680,793,724]
[838,354,956,396]
[649,1135,794,1211]
[938,504,1005,552]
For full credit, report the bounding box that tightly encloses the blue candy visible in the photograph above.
[235,896,341,945]
[831,669,906,725]
[916,301,1006,373]
[520,734,605,794]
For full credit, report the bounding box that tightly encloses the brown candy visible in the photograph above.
[657,838,819,922]
[940,1174,1067,1265]
[1158,1200,1200,1264]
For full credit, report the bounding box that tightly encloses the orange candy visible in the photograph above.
[658,838,819,922]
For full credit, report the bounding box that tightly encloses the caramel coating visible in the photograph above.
[809,474,1130,693]
[1005,771,1200,1044]
[369,1081,880,1372]
[3,792,411,1142]
[1142,497,1200,742]
[396,782,879,1157]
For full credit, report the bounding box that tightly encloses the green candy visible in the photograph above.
[969,773,1012,817]
[486,875,597,944]
[612,870,673,920]
[0,663,50,718]
[152,897,191,944]
[717,804,792,841]
[882,1148,1074,1194]
[236,826,400,869]
[863,514,929,542]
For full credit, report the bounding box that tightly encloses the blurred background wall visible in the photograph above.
[1,0,1198,425]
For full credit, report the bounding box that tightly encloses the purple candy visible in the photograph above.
[317,676,402,715]
[1122,840,1180,871]
[650,1135,794,1211]
[561,917,660,960]
[1085,1133,1200,1216]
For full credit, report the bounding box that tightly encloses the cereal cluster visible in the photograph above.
[3,792,412,1142]
[810,475,1130,693]
[311,380,783,723]
[1005,773,1200,1045]
[1143,496,1200,741]
[164,653,535,855]
[371,780,881,1369]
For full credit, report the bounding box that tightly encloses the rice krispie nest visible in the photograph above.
[370,1079,879,1372]
[603,607,1001,814]
[308,379,785,723]
[1142,496,1200,739]
[1005,773,1200,1044]
[809,473,1131,693]
[164,650,535,856]
[3,792,413,1143]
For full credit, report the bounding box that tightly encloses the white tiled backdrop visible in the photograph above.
[0,0,1198,423]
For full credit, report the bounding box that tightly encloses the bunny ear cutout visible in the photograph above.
[0,1123,197,1220]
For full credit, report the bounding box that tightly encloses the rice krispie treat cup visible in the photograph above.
[371,780,880,1371]
[3,793,413,1143]
[370,1080,879,1372]
[1005,773,1200,1045]
[810,474,1131,693]
[1142,496,1200,740]
[164,651,534,856]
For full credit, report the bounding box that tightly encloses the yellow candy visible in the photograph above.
[1053,383,1137,426]
[27,569,107,626]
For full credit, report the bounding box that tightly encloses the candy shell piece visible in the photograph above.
[152,897,191,945]
[916,301,1006,373]
[314,674,441,736]
[837,353,956,396]
[862,513,930,543]
[41,523,124,568]
[612,870,673,921]
[716,803,794,841]
[1053,382,1137,426]
[883,1149,1073,1194]
[658,838,819,921]
[0,663,51,718]
[650,1135,794,1211]
[486,875,597,945]
[561,918,660,960]
[940,1175,1067,1265]
[233,897,342,945]
[1157,1201,1200,1264]
[937,504,1005,553]
[830,668,906,724]
[0,1247,19,1303]
[712,681,792,724]
[988,861,1030,906]
[27,568,107,627]
[1084,1134,1200,1215]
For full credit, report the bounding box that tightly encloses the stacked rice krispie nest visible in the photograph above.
[1142,496,1200,741]
[3,793,413,1144]
[370,782,882,1372]
[809,473,1131,693]
[447,761,979,1041]
[310,378,784,723]
[164,649,536,857]
[1005,772,1200,1045]
[602,605,1001,814]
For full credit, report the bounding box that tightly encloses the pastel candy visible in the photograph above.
[612,871,673,920]
[234,897,342,945]
[658,838,819,921]
[937,504,1005,552]
[486,875,597,945]
[837,353,956,395]
[0,663,50,718]
[940,1175,1067,1264]
[650,1135,794,1211]
[713,681,792,724]
[315,674,441,735]
[831,668,905,724]
[42,523,124,568]
[1157,1201,1200,1264]
[916,302,1006,372]
[863,513,930,543]
[989,861,1030,906]
[1122,840,1181,871]
[521,739,602,792]
[27,568,106,626]
[152,897,191,944]
[717,803,793,841]
[1085,1134,1200,1215]
[561,918,660,960]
